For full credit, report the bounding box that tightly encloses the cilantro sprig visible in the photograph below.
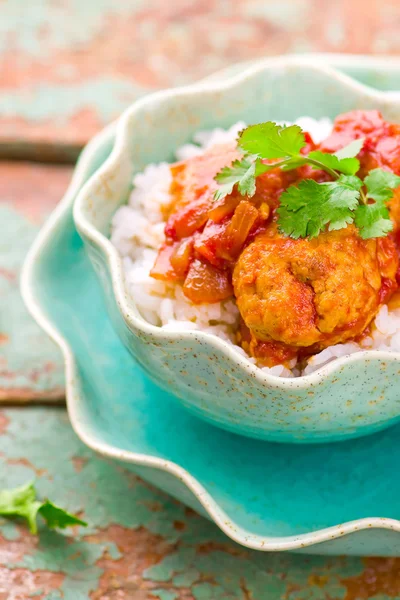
[0,481,87,534]
[214,122,400,239]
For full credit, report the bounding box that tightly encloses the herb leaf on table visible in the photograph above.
[0,481,87,534]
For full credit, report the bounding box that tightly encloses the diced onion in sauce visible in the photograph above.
[183,259,233,304]
[170,238,194,278]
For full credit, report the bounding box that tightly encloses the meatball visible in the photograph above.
[233,225,398,366]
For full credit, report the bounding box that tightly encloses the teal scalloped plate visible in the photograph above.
[22,55,400,555]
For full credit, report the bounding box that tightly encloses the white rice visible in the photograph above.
[111,118,400,377]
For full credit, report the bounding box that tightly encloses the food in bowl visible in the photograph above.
[111,110,400,378]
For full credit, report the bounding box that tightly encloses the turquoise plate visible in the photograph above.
[22,55,400,555]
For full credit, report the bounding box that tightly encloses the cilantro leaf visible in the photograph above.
[364,168,400,202]
[277,175,361,239]
[280,156,308,171]
[354,203,393,239]
[238,122,306,159]
[214,121,397,241]
[353,168,400,239]
[0,482,41,533]
[214,156,268,200]
[307,139,364,176]
[308,150,360,176]
[334,138,365,159]
[335,138,365,160]
[338,175,364,192]
[214,157,253,200]
[39,501,87,530]
[0,481,87,534]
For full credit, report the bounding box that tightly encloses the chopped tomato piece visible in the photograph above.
[194,202,260,265]
[374,134,400,173]
[165,191,210,240]
[168,163,186,212]
[334,110,387,137]
[377,235,399,279]
[151,241,181,281]
[254,168,296,210]
[379,277,398,304]
[183,259,233,304]
[320,110,388,154]
[194,220,229,267]
[208,194,240,222]
[170,238,194,278]
[302,131,316,149]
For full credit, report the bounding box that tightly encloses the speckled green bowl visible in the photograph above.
[74,56,400,443]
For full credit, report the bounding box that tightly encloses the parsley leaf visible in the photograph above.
[214,156,268,200]
[238,122,306,159]
[277,175,361,239]
[0,481,87,534]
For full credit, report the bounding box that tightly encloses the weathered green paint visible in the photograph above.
[0,202,64,401]
[1,0,400,153]
[152,591,178,600]
[2,1,400,595]
[0,1,144,56]
[0,78,146,124]
[1,407,400,598]
[16,531,116,600]
[1,520,20,541]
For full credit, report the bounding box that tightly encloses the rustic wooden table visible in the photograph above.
[1,1,400,598]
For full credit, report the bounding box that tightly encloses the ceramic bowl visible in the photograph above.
[73,55,400,443]
[21,57,400,554]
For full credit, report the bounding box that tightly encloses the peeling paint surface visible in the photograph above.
[1,0,400,148]
[2,0,400,595]
[0,164,68,401]
[0,407,399,599]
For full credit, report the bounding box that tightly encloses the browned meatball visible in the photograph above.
[233,225,398,365]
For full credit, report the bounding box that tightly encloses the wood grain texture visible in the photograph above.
[1,0,400,156]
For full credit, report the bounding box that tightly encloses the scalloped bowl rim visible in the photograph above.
[73,55,400,389]
[21,55,400,551]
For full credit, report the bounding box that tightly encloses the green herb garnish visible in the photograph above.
[214,157,269,200]
[0,481,87,534]
[277,176,361,240]
[214,122,400,239]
